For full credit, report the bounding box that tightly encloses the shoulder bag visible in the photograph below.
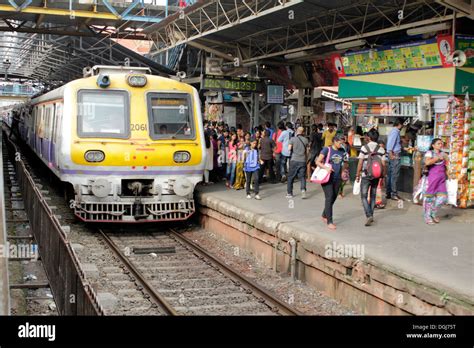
[310,147,332,184]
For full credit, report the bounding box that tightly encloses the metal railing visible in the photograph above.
[0,131,10,315]
[4,132,104,316]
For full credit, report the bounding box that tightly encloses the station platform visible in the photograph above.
[196,180,474,315]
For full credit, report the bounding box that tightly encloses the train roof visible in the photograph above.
[31,71,194,105]
[31,85,68,104]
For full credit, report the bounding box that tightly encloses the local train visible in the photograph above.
[12,66,206,222]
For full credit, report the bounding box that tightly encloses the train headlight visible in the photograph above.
[97,74,110,88]
[173,151,190,163]
[85,150,105,162]
[127,74,147,87]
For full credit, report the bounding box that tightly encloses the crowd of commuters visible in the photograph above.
[202,117,442,229]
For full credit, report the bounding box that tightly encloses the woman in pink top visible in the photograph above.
[226,132,238,187]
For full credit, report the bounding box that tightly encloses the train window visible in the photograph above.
[45,105,53,140]
[77,90,129,138]
[147,93,194,140]
[37,106,44,138]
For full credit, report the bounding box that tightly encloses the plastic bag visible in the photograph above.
[353,135,362,147]
[375,179,383,205]
[353,179,361,195]
[413,176,428,205]
[447,179,458,206]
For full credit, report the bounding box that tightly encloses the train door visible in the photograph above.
[26,106,34,147]
[35,105,44,154]
[52,103,62,169]
[44,104,54,163]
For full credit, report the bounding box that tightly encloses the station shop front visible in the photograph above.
[337,36,474,207]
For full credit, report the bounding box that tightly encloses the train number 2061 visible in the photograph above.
[131,124,147,131]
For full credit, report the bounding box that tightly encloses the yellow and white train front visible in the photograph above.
[61,70,205,222]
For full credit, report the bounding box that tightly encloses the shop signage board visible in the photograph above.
[455,35,474,67]
[266,85,284,104]
[201,75,262,92]
[334,35,453,77]
[352,99,419,117]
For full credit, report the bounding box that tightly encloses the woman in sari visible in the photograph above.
[423,138,448,225]
[233,137,247,190]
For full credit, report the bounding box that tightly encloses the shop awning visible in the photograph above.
[455,67,474,94]
[338,68,460,98]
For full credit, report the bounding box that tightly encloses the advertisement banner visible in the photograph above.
[341,36,452,76]
[437,34,454,67]
[456,35,474,67]
[331,53,346,77]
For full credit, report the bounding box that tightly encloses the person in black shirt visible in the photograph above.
[259,130,276,183]
[308,124,323,170]
[315,134,348,230]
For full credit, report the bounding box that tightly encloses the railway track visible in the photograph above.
[5,131,300,316]
[99,228,300,316]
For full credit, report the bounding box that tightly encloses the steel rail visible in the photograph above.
[97,229,179,316]
[168,228,301,316]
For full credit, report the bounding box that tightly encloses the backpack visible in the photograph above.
[364,144,383,180]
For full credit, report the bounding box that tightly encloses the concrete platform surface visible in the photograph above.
[197,181,474,302]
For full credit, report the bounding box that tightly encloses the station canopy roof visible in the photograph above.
[0,0,181,83]
[145,0,472,65]
[0,0,472,84]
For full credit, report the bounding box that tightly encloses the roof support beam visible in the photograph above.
[147,0,304,55]
[242,12,461,63]
[0,25,148,40]
[186,40,234,61]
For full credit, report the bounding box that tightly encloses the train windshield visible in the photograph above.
[77,90,129,138]
[147,93,193,139]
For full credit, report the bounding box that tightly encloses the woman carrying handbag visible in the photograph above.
[315,135,348,230]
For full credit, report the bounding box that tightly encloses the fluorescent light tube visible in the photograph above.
[407,22,450,36]
[284,51,309,59]
[334,39,366,50]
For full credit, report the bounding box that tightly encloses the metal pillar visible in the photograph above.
[251,92,260,128]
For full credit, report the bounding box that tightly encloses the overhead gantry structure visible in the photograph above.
[0,0,179,39]
[0,0,472,83]
[145,0,473,65]
[0,0,183,82]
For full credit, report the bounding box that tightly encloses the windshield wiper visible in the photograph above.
[170,123,187,139]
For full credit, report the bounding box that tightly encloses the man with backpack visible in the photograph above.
[355,129,386,226]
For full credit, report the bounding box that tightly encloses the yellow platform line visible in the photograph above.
[0,5,119,20]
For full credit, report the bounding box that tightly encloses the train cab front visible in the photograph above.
[66,67,205,223]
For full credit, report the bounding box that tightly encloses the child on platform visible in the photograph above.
[244,140,261,200]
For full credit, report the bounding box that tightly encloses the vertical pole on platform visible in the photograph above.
[165,0,169,67]
[251,92,259,128]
